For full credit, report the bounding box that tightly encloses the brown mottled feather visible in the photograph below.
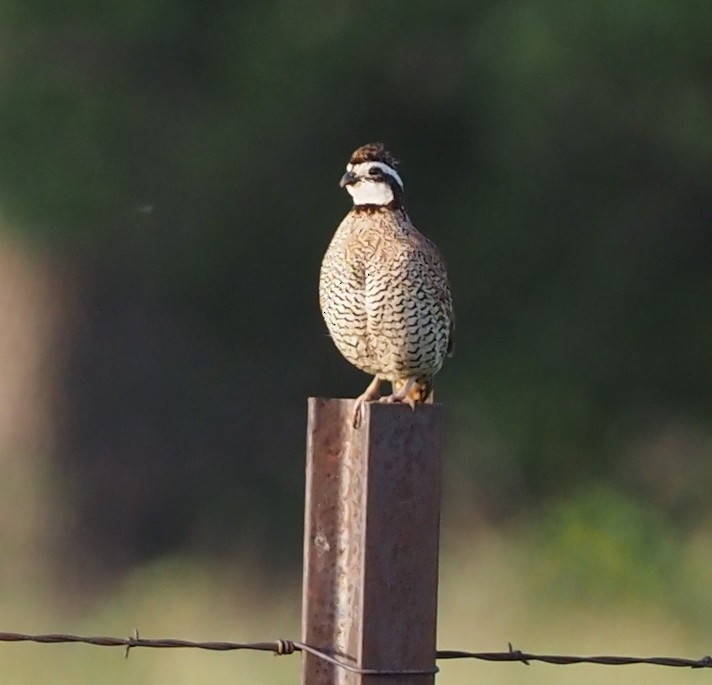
[349,142,399,168]
[320,143,454,404]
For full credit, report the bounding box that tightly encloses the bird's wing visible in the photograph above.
[418,233,455,357]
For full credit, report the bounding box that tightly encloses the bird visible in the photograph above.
[319,142,454,427]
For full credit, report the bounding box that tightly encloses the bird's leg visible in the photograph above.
[379,376,418,410]
[352,376,383,428]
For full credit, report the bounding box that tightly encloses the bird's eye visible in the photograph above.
[368,166,380,176]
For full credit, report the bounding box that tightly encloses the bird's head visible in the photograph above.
[339,142,404,207]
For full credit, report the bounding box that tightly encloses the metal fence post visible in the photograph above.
[302,398,442,685]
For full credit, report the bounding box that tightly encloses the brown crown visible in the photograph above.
[349,142,399,168]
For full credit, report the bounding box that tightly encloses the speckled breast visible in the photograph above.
[320,209,452,381]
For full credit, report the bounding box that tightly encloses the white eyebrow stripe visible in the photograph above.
[348,161,404,189]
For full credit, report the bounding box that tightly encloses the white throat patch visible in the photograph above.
[346,181,395,205]
[345,161,404,206]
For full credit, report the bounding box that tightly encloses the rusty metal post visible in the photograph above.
[302,398,442,685]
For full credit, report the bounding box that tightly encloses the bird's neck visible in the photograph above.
[351,200,405,214]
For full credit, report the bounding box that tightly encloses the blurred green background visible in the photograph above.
[0,1,710,683]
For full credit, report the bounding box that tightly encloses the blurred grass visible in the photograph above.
[2,506,711,685]
[0,557,302,685]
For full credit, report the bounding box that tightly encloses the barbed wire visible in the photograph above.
[1,631,711,675]
[437,644,712,669]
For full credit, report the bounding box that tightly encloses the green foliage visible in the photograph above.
[524,485,679,603]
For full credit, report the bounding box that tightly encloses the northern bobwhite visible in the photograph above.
[319,142,454,426]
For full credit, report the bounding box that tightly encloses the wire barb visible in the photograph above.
[125,628,139,659]
[509,641,529,665]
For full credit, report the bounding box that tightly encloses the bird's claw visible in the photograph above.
[352,399,365,428]
[351,377,383,429]
[378,394,417,410]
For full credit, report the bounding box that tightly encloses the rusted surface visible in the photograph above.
[302,398,442,685]
[302,398,361,685]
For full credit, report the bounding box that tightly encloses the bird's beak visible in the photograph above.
[339,171,358,188]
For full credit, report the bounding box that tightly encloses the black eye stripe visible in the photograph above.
[347,162,403,189]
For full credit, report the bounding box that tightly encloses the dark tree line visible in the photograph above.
[0,0,709,576]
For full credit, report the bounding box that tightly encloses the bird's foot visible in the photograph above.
[352,377,383,428]
[377,377,418,410]
[378,393,417,410]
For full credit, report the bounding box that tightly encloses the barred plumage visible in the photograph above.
[319,143,454,426]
